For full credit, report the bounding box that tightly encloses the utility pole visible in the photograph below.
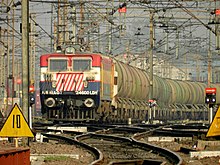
[208,29,212,87]
[106,0,113,55]
[118,1,126,37]
[0,28,2,87]
[0,28,3,90]
[22,0,30,123]
[126,40,131,64]
[57,0,61,47]
[216,1,220,50]
[208,19,213,124]
[30,13,36,84]
[6,0,10,111]
[63,0,68,45]
[71,5,76,53]
[165,31,168,54]
[196,55,200,81]
[1,29,7,100]
[53,19,57,51]
[50,4,53,52]
[148,10,154,123]
[0,27,5,100]
[78,0,85,48]
[12,5,15,104]
[175,28,179,59]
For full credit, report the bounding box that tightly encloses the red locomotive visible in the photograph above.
[40,51,117,122]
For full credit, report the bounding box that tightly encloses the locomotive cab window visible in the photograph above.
[72,59,91,71]
[49,59,68,72]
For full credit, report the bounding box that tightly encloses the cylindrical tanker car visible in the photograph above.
[39,51,219,122]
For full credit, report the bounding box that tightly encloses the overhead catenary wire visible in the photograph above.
[29,16,53,39]
[170,0,216,36]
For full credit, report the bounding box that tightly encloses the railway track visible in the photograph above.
[0,118,216,164]
[77,133,180,165]
[0,121,214,165]
[38,124,182,165]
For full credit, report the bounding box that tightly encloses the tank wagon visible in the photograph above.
[39,52,219,122]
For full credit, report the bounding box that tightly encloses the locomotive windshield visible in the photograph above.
[49,59,68,72]
[72,59,91,71]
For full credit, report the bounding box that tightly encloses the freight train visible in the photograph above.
[39,50,219,123]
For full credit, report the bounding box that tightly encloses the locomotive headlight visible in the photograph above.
[52,81,56,88]
[84,98,94,107]
[83,80,88,88]
[45,97,56,107]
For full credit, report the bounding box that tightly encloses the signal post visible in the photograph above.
[205,88,216,124]
[29,84,35,129]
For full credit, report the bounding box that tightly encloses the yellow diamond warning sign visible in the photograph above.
[0,103,34,137]
[207,106,220,137]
